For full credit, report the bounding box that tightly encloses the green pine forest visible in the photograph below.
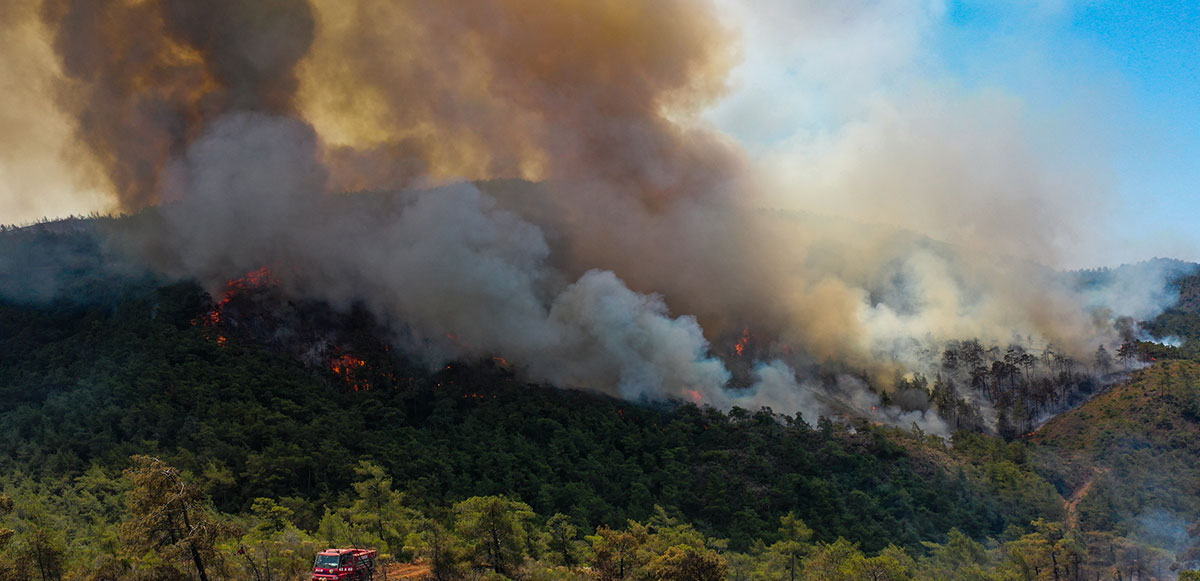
[3,226,1200,579]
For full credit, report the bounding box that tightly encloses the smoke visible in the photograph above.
[0,0,110,224]
[7,0,1192,433]
[155,113,733,406]
[39,0,315,209]
[298,0,741,201]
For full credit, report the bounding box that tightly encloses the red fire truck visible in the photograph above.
[311,548,377,581]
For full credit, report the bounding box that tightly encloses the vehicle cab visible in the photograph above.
[311,548,376,580]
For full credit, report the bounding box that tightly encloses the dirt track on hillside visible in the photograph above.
[381,561,432,580]
[1065,468,1108,529]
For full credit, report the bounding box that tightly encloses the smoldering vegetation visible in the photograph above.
[2,0,1193,434]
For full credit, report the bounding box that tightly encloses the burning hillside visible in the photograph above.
[190,264,404,392]
[0,0,1193,434]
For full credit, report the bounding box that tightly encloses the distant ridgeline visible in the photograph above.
[0,215,162,305]
[1142,267,1200,358]
[1074,258,1200,356]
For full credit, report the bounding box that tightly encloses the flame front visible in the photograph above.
[330,354,371,391]
[198,266,279,329]
[734,328,751,357]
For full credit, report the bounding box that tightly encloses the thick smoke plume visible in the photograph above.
[11,0,1187,433]
[299,0,741,202]
[40,0,315,209]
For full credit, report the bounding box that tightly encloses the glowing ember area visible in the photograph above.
[734,328,751,357]
[684,389,703,404]
[227,267,277,292]
[216,336,228,347]
[330,354,372,391]
[196,266,280,330]
[492,356,510,367]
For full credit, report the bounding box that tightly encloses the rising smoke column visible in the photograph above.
[38,0,782,343]
[36,0,785,413]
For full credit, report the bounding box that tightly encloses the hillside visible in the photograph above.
[1,268,1196,578]
[0,279,1035,551]
[1143,269,1200,358]
[1031,360,1200,550]
[1,220,1199,577]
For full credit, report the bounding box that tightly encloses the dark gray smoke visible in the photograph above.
[40,0,315,208]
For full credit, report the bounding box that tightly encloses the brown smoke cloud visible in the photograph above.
[40,0,315,209]
[300,0,741,203]
[38,0,740,210]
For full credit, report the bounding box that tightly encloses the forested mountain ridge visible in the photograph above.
[0,280,1039,541]
[2,220,1200,578]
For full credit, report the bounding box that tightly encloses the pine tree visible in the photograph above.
[122,455,233,581]
[453,495,535,576]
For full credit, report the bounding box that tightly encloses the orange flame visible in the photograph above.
[198,267,279,330]
[734,328,751,357]
[685,389,703,404]
[330,354,372,391]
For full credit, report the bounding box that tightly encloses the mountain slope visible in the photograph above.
[1031,360,1200,549]
[0,279,1043,554]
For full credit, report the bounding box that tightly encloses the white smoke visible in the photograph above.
[147,111,961,434]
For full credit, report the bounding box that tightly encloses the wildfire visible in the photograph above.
[492,356,510,367]
[330,354,372,391]
[197,266,280,329]
[734,328,751,357]
[684,389,703,404]
[227,267,278,291]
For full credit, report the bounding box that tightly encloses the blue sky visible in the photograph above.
[711,0,1200,268]
[945,0,1200,265]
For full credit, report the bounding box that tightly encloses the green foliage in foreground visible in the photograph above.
[0,458,1183,580]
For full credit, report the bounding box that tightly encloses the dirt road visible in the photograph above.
[382,562,432,580]
[1065,468,1107,529]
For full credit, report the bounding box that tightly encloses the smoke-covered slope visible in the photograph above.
[3,205,1196,439]
[5,0,1190,442]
